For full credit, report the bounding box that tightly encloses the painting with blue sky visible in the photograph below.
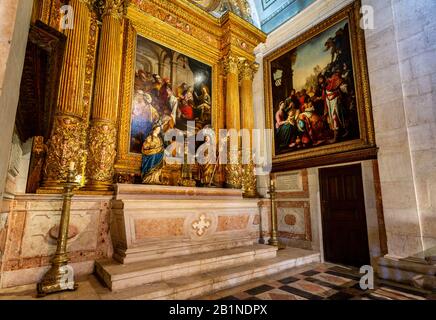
[270,17,360,155]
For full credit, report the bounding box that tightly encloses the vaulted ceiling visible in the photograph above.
[252,0,316,33]
[188,0,316,33]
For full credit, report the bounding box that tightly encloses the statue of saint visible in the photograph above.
[141,124,164,184]
[195,85,211,122]
[197,134,216,186]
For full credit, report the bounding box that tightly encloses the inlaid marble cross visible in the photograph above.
[192,214,211,237]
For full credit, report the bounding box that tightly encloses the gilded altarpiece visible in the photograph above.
[114,1,266,188]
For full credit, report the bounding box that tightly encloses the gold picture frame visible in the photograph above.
[264,0,376,172]
[114,4,221,176]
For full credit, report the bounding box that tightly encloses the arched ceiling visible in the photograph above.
[188,0,316,33]
[252,0,316,33]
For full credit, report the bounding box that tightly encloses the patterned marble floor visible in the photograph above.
[0,262,434,300]
[198,262,436,300]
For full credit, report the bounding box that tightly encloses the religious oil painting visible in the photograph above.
[265,3,375,171]
[130,35,213,155]
[271,19,358,155]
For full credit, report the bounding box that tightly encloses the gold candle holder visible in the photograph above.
[268,176,279,247]
[37,164,79,296]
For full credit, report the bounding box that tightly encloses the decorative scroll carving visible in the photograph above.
[95,0,127,19]
[242,159,257,197]
[190,0,253,23]
[239,60,259,81]
[85,121,117,188]
[222,54,244,75]
[225,149,242,189]
[41,115,87,188]
[81,12,99,120]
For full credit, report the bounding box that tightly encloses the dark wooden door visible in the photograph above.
[319,164,370,267]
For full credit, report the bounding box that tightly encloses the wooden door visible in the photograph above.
[319,164,370,267]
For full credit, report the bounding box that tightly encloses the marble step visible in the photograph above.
[115,237,256,264]
[97,248,321,300]
[377,256,436,291]
[96,244,278,291]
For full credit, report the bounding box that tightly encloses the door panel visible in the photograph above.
[319,164,370,267]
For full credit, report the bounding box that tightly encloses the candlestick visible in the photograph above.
[268,175,279,247]
[37,165,79,296]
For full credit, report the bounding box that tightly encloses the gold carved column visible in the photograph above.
[40,0,95,191]
[223,54,243,189]
[240,60,259,198]
[84,0,124,191]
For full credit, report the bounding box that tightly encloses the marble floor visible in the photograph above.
[0,262,434,300]
[199,263,436,300]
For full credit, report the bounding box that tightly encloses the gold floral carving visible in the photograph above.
[40,115,87,189]
[82,12,99,120]
[85,121,117,188]
[242,159,257,197]
[130,0,221,48]
[225,147,242,189]
[239,60,258,81]
[95,0,127,19]
[222,54,244,75]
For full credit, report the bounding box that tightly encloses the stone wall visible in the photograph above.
[0,195,113,288]
[253,0,436,259]
[362,0,436,257]
[0,0,33,208]
[273,169,313,250]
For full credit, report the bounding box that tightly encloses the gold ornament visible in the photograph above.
[225,144,242,188]
[37,167,79,296]
[222,54,245,75]
[268,176,279,247]
[40,115,86,190]
[84,121,117,190]
[95,0,127,19]
[242,158,257,197]
[239,60,259,82]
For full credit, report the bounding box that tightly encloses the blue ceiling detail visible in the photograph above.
[253,0,316,33]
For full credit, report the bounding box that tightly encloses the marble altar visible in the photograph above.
[110,184,263,264]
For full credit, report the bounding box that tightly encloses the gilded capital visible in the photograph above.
[239,60,259,81]
[222,54,245,75]
[79,0,97,10]
[95,0,127,19]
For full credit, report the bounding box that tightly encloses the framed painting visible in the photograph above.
[130,35,213,154]
[115,8,221,180]
[264,1,376,171]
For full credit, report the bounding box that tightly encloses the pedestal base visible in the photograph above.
[110,184,261,264]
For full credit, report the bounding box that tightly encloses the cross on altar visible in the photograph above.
[192,214,211,237]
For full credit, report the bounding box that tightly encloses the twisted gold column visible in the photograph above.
[84,1,124,191]
[40,0,94,191]
[223,54,242,189]
[240,60,259,198]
